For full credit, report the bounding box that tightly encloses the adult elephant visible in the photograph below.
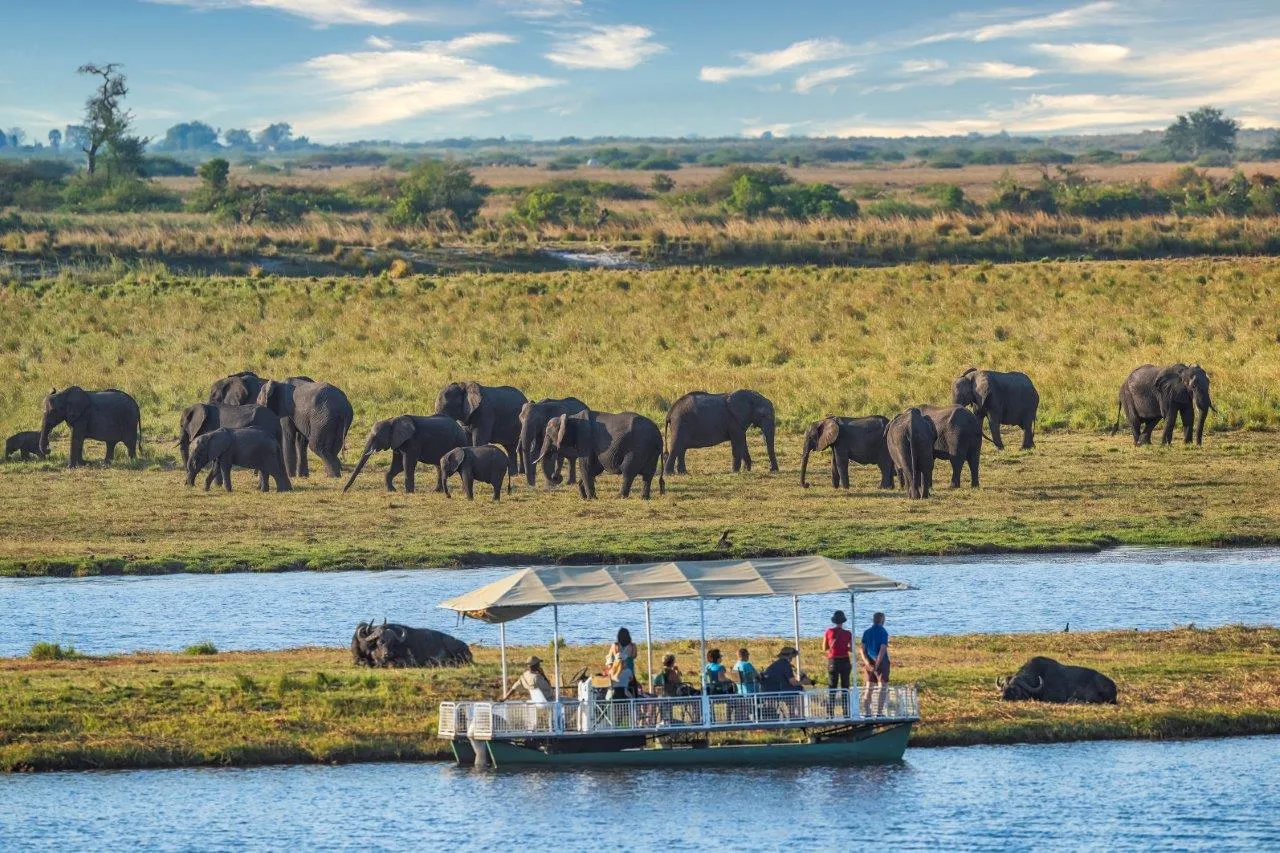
[799,415,893,490]
[918,404,982,488]
[664,389,778,475]
[208,371,273,406]
[536,409,665,499]
[952,368,1039,450]
[343,415,468,494]
[178,403,281,470]
[519,397,588,488]
[257,377,353,477]
[1114,363,1214,446]
[885,408,935,499]
[39,386,142,468]
[434,381,527,476]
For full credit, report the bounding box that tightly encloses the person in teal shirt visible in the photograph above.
[733,647,760,695]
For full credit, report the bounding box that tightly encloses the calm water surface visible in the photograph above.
[1,546,1275,656]
[3,736,1278,851]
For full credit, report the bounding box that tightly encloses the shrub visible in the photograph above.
[988,171,1057,215]
[183,641,218,655]
[1056,181,1173,218]
[650,173,676,193]
[60,176,182,213]
[143,155,196,178]
[1195,150,1234,168]
[864,199,934,218]
[388,160,487,229]
[0,160,71,209]
[513,187,599,226]
[30,642,78,660]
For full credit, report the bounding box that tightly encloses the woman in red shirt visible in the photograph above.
[822,609,853,689]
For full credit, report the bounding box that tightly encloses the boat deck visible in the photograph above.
[440,684,919,742]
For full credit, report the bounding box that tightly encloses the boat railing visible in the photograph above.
[443,684,918,740]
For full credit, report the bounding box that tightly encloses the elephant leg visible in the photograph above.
[949,456,962,488]
[282,427,298,477]
[492,476,502,501]
[402,452,418,494]
[382,453,402,491]
[969,447,980,488]
[221,459,234,492]
[105,441,117,464]
[987,416,1004,451]
[730,433,750,473]
[504,442,518,476]
[127,435,138,459]
[204,467,217,491]
[834,450,850,489]
[620,468,637,498]
[1139,420,1155,445]
[830,455,840,489]
[276,468,292,492]
[1182,405,1194,444]
[258,469,269,492]
[462,469,474,500]
[1021,422,1034,450]
[878,459,894,489]
[567,456,576,485]
[68,428,86,468]
[295,433,311,478]
[664,437,683,475]
[640,472,654,499]
[1160,412,1176,446]
[577,478,589,499]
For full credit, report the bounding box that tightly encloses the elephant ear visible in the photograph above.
[187,404,210,437]
[462,382,484,423]
[725,390,753,429]
[815,418,841,452]
[64,387,92,424]
[389,416,416,450]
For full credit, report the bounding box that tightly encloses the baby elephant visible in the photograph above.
[186,427,292,493]
[440,445,511,501]
[5,431,45,461]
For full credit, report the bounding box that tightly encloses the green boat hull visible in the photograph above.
[480,723,913,769]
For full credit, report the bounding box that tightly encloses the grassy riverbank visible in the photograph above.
[2,257,1280,575]
[2,627,1276,772]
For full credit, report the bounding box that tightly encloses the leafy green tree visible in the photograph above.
[256,122,293,150]
[728,172,774,217]
[76,63,131,175]
[157,121,220,151]
[48,129,62,152]
[198,157,231,194]
[650,172,675,193]
[224,129,253,148]
[9,127,27,147]
[1261,133,1280,161]
[388,160,487,228]
[1164,107,1239,160]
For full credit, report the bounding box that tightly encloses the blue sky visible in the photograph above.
[2,0,1279,143]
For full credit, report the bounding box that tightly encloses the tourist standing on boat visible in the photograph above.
[606,627,638,699]
[860,612,891,716]
[502,656,553,704]
[823,610,854,690]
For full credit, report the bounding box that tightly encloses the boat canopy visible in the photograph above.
[439,556,913,623]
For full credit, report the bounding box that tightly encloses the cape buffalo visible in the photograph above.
[997,656,1117,704]
[351,621,473,668]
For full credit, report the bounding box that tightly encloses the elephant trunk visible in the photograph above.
[799,442,812,488]
[38,412,59,456]
[520,421,540,486]
[342,446,375,493]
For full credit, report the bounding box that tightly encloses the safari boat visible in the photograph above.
[436,556,919,769]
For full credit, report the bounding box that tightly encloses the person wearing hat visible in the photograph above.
[760,645,804,693]
[502,655,553,703]
[822,610,854,691]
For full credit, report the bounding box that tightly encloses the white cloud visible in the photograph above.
[971,1,1117,42]
[298,37,559,132]
[365,35,393,49]
[497,0,582,19]
[1031,42,1130,66]
[445,32,518,52]
[900,59,947,73]
[742,122,795,138]
[146,0,416,26]
[794,63,860,93]
[963,61,1040,80]
[700,38,850,83]
[545,25,666,70]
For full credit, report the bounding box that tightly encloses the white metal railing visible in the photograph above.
[445,685,918,740]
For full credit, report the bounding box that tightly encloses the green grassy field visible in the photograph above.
[2,627,1275,772]
[2,257,1280,574]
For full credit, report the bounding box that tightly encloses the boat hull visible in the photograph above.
[480,723,912,769]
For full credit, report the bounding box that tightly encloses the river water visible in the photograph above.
[3,736,1277,851]
[1,547,1275,656]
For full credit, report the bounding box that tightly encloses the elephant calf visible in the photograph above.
[186,427,291,493]
[441,445,511,501]
[799,416,893,489]
[886,408,936,499]
[5,431,45,461]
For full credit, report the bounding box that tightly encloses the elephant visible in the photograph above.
[918,404,982,488]
[434,382,528,476]
[342,415,468,494]
[351,621,473,668]
[178,403,282,471]
[799,416,893,490]
[208,371,279,406]
[997,657,1118,704]
[885,408,936,499]
[39,386,142,468]
[440,445,511,501]
[952,368,1040,450]
[1114,363,1215,446]
[663,389,779,475]
[256,377,353,477]
[185,426,291,492]
[519,397,588,488]
[5,431,45,461]
[536,409,665,499]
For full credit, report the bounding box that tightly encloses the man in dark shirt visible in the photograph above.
[761,646,803,692]
[859,612,890,716]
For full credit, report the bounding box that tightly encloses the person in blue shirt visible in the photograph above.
[732,647,760,695]
[859,612,891,716]
[704,648,736,695]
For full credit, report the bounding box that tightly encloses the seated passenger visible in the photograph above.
[703,648,736,695]
[760,646,803,693]
[733,647,760,695]
[502,656,553,704]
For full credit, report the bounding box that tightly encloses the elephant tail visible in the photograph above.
[980,430,998,446]
[1109,401,1122,436]
[658,416,668,494]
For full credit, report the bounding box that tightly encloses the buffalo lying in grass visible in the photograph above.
[997,656,1117,704]
[352,621,473,668]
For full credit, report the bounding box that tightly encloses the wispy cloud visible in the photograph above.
[146,0,418,26]
[545,24,666,70]
[794,63,860,93]
[1031,42,1131,66]
[700,38,849,83]
[298,35,559,132]
[968,1,1117,42]
[496,0,582,19]
[900,59,947,73]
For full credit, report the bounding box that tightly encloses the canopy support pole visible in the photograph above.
[644,601,654,691]
[850,592,858,718]
[499,622,508,696]
[792,594,802,682]
[699,598,710,728]
[552,605,561,703]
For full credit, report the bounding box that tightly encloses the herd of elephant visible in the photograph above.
[13,361,1215,500]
